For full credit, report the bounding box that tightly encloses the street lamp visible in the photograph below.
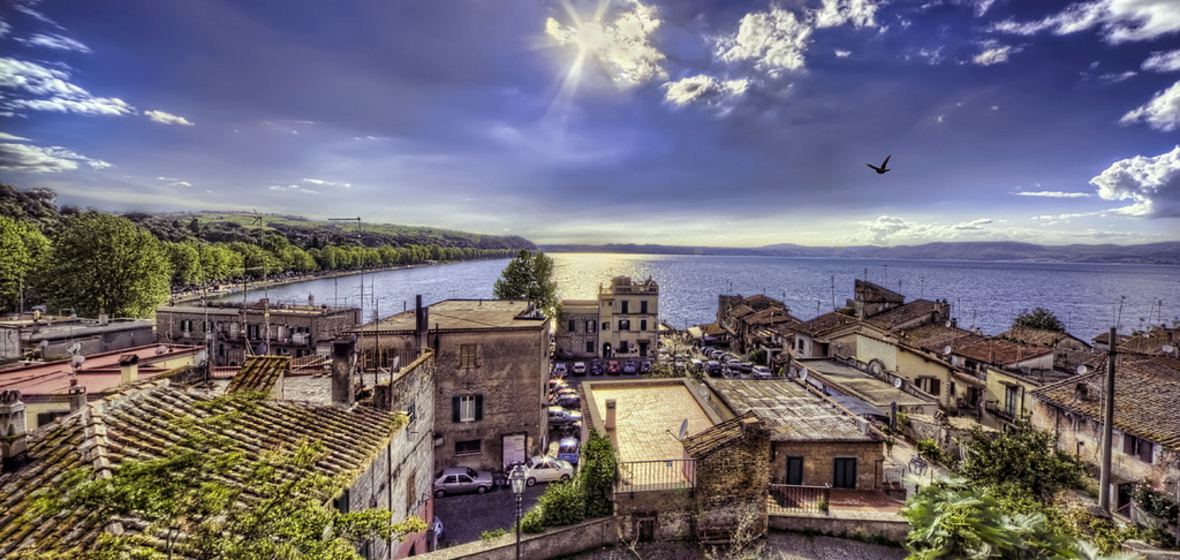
[509,464,526,560]
[909,455,928,496]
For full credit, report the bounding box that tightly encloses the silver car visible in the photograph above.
[433,466,495,498]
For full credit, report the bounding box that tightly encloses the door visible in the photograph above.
[833,458,857,489]
[502,433,526,470]
[785,456,804,485]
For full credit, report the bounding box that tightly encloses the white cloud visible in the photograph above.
[992,0,1180,44]
[1099,70,1137,83]
[716,6,815,76]
[268,184,319,194]
[844,215,996,244]
[814,0,878,29]
[1120,79,1180,131]
[0,57,134,116]
[0,132,31,141]
[1142,49,1180,73]
[156,176,192,188]
[16,32,91,53]
[545,0,667,86]
[302,177,352,188]
[0,20,12,38]
[972,41,1024,65]
[914,47,945,65]
[1089,145,1180,218]
[1014,191,1092,198]
[13,5,61,28]
[0,141,111,173]
[145,110,194,126]
[662,75,750,111]
[835,49,852,57]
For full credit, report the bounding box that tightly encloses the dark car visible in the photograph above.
[607,360,621,375]
[705,361,723,377]
[554,394,581,409]
[590,361,605,375]
[639,360,652,374]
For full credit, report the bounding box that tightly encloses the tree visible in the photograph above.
[39,211,172,318]
[1013,307,1066,333]
[0,215,49,312]
[959,421,1084,498]
[492,249,560,317]
[165,241,203,287]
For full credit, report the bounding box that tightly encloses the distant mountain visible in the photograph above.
[539,241,1180,265]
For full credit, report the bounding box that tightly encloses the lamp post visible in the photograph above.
[509,464,526,560]
[909,455,928,496]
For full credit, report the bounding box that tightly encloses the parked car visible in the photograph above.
[554,394,581,409]
[548,378,568,395]
[639,360,652,374]
[730,362,753,374]
[607,360,621,375]
[552,388,577,402]
[622,360,638,374]
[590,361,605,375]
[557,437,580,465]
[572,361,587,376]
[548,406,583,426]
[705,361,723,378]
[752,366,772,379]
[690,359,704,371]
[552,363,568,378]
[433,466,496,498]
[523,455,574,485]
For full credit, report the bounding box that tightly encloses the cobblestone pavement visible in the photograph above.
[562,532,908,560]
[433,483,547,547]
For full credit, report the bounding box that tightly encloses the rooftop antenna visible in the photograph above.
[1115,296,1125,334]
[830,275,836,311]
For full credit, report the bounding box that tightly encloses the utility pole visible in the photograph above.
[1099,327,1116,513]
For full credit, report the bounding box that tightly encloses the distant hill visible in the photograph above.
[539,241,1180,265]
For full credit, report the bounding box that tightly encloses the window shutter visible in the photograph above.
[1123,433,1133,454]
[474,394,483,421]
[452,396,461,423]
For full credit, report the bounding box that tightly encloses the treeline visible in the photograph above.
[0,184,527,317]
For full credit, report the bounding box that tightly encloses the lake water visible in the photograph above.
[213,253,1180,343]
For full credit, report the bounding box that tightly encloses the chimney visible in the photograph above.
[98,313,110,326]
[0,390,28,473]
[331,336,356,407]
[67,385,87,412]
[119,354,139,384]
[308,294,315,307]
[415,295,429,357]
[605,399,617,431]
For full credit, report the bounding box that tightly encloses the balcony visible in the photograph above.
[768,484,830,514]
[984,401,1023,424]
[615,459,695,493]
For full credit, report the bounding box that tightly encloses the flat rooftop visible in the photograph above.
[354,299,546,333]
[705,378,880,443]
[0,344,202,398]
[584,379,722,462]
[797,358,932,409]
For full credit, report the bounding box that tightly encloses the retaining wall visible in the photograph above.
[768,511,910,544]
[414,516,618,560]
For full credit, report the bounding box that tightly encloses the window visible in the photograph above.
[918,377,941,396]
[1004,384,1020,417]
[586,341,595,353]
[405,470,417,514]
[1124,433,1154,463]
[363,347,396,371]
[37,411,69,427]
[619,319,631,331]
[640,300,648,314]
[785,457,804,485]
[453,395,483,423]
[247,324,260,340]
[455,439,481,455]
[587,320,596,333]
[459,344,478,369]
[640,319,648,332]
[602,322,609,331]
[621,300,630,314]
[406,400,417,425]
[569,319,576,332]
[180,319,193,334]
[833,458,857,489]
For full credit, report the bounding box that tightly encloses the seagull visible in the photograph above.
[867,155,892,174]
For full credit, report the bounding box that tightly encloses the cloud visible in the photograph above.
[0,132,31,142]
[1099,71,1137,83]
[1120,80,1180,131]
[0,57,134,116]
[814,0,878,29]
[844,215,995,244]
[913,47,945,65]
[145,110,194,126]
[1014,191,1092,198]
[545,0,667,87]
[0,141,112,173]
[156,176,192,188]
[1142,49,1180,73]
[268,184,319,194]
[972,42,1023,66]
[16,32,92,53]
[302,177,351,187]
[835,49,851,58]
[13,5,62,28]
[1089,145,1180,218]
[662,75,750,111]
[714,0,880,77]
[0,20,12,38]
[992,0,1180,44]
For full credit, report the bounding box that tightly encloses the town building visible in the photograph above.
[155,298,360,367]
[793,357,939,418]
[346,299,550,473]
[1118,326,1180,357]
[0,313,154,362]
[948,338,1061,428]
[554,276,660,360]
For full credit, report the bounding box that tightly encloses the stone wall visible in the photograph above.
[768,511,910,543]
[412,516,619,560]
[555,310,599,359]
[770,440,884,490]
[612,488,697,541]
[694,419,771,540]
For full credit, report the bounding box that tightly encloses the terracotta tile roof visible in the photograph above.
[746,308,800,327]
[1033,355,1180,450]
[1118,327,1179,356]
[896,324,986,355]
[1092,331,1131,346]
[865,299,944,331]
[743,294,783,311]
[0,380,401,556]
[682,411,761,458]
[953,338,1053,367]
[998,327,1087,348]
[226,355,289,394]
[854,280,905,304]
[728,304,756,320]
[705,379,878,442]
[795,311,859,337]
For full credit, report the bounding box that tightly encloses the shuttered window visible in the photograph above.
[452,394,483,423]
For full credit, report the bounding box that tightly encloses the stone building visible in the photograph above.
[554,299,599,359]
[155,299,360,367]
[683,412,771,542]
[554,276,659,360]
[347,299,550,473]
[0,313,154,362]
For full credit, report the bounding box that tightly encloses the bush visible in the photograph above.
[578,428,617,518]
[519,507,544,533]
[479,529,506,542]
[539,480,585,527]
[959,421,1083,498]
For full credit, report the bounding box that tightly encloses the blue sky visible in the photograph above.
[1,0,1179,247]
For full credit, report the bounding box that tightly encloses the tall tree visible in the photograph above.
[492,249,560,317]
[0,215,50,312]
[1012,307,1066,332]
[40,211,172,318]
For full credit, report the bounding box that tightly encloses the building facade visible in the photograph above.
[0,314,154,362]
[555,276,660,360]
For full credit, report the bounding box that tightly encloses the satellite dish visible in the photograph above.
[1076,364,1089,374]
[155,345,168,355]
[677,418,688,441]
[943,345,953,355]
[893,377,903,389]
[195,350,207,367]
[71,354,85,369]
[38,340,49,352]
[255,342,268,355]
[1164,345,1176,356]
[68,343,81,355]
[945,320,953,328]
[836,341,844,350]
[392,356,400,371]
[799,369,808,382]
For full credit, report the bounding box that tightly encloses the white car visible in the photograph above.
[524,455,574,486]
[751,366,773,379]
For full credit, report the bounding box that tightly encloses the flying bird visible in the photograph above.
[867,155,892,174]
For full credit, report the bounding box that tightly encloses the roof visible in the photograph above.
[584,379,718,462]
[743,294,784,311]
[795,311,859,337]
[682,411,762,458]
[1092,331,1132,346]
[746,307,800,327]
[999,327,1089,348]
[156,300,357,317]
[897,323,986,355]
[1118,327,1179,356]
[560,300,598,313]
[727,304,756,320]
[854,280,905,305]
[0,380,402,556]
[226,355,288,394]
[796,358,933,409]
[352,299,547,333]
[864,299,944,331]
[1033,355,1180,450]
[953,338,1053,366]
[705,379,879,443]
[0,344,203,398]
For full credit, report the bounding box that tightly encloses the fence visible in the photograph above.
[768,484,831,514]
[615,459,695,493]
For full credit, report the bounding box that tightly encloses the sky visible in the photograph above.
[1,0,1179,248]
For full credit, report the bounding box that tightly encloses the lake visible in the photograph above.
[212,253,1180,343]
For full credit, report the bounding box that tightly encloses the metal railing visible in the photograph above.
[768,484,830,514]
[615,459,695,493]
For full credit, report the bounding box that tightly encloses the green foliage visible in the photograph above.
[748,347,767,366]
[959,422,1084,498]
[164,241,202,287]
[1013,307,1066,333]
[0,215,49,311]
[40,211,172,318]
[578,428,618,518]
[479,528,507,541]
[916,438,957,468]
[539,479,585,527]
[1132,481,1179,530]
[519,507,545,533]
[492,249,560,317]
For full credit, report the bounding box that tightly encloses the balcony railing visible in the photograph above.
[984,401,1022,423]
[615,459,695,493]
[768,484,830,514]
